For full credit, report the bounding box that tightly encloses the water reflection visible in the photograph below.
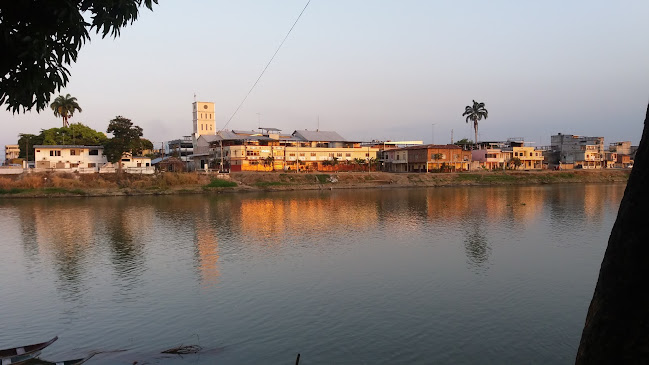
[0,184,627,364]
[2,185,625,300]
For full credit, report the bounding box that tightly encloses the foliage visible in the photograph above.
[509,157,522,169]
[461,100,488,148]
[254,181,287,187]
[315,174,331,184]
[454,138,473,146]
[0,188,29,195]
[322,157,339,166]
[103,116,145,164]
[205,178,237,188]
[17,133,42,161]
[17,123,106,160]
[1,0,157,113]
[42,123,107,145]
[50,94,82,127]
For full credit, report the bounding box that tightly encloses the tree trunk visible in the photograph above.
[474,119,478,150]
[576,103,649,363]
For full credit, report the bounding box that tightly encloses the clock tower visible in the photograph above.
[192,101,216,138]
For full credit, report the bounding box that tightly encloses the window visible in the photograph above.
[50,150,61,156]
[310,152,316,156]
[299,152,305,157]
[70,163,79,168]
[137,162,142,167]
[88,163,96,168]
[289,153,296,156]
[336,153,343,157]
[345,153,351,157]
[365,153,369,157]
[328,153,334,157]
[70,149,76,156]
[246,150,260,156]
[121,158,131,162]
[201,124,204,131]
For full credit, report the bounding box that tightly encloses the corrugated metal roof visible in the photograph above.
[292,130,347,142]
[396,144,462,151]
[34,145,104,148]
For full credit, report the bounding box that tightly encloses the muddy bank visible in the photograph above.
[0,170,631,198]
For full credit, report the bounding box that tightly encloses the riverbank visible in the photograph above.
[0,170,631,198]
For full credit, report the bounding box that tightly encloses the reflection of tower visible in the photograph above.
[192,101,216,141]
[196,227,220,288]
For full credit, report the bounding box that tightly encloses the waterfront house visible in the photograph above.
[100,152,154,174]
[472,146,508,170]
[550,133,605,169]
[192,128,379,172]
[385,144,471,172]
[4,144,20,162]
[34,145,107,173]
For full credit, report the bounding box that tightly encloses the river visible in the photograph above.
[0,184,625,364]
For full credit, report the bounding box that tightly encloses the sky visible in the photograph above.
[2,0,649,159]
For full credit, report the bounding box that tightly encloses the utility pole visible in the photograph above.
[431,123,436,145]
[220,139,224,173]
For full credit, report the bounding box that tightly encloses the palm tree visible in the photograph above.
[462,100,488,150]
[50,94,82,127]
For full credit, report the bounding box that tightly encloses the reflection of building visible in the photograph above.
[195,226,220,287]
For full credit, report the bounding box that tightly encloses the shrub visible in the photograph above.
[205,178,237,188]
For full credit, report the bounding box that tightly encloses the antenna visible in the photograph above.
[317,115,320,131]
[257,113,261,129]
[193,93,196,102]
[451,129,454,144]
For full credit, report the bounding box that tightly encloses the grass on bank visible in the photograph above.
[456,173,519,183]
[205,178,237,188]
[255,181,288,187]
[0,188,30,195]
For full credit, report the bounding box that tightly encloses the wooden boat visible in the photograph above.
[0,337,58,365]
[21,354,95,365]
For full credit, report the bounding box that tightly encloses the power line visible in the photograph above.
[220,0,311,132]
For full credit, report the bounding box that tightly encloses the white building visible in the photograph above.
[4,144,20,162]
[34,145,107,173]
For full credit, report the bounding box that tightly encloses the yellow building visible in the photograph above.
[193,129,378,172]
[510,146,544,169]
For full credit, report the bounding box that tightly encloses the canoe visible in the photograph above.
[0,337,58,365]
[21,355,95,365]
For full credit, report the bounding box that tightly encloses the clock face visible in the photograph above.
[203,105,208,109]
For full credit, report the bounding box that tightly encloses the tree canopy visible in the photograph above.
[462,100,488,148]
[50,94,82,127]
[17,123,107,160]
[0,0,157,113]
[103,116,147,164]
